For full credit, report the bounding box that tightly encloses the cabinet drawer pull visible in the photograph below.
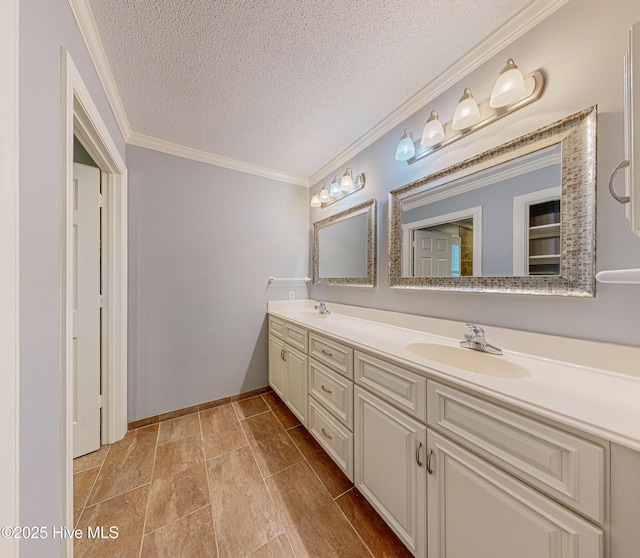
[321,349,334,357]
[416,442,423,467]
[321,384,333,394]
[426,449,434,475]
[321,428,333,440]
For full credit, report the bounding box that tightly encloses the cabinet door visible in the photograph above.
[354,386,426,558]
[284,346,307,426]
[268,335,285,399]
[427,430,603,558]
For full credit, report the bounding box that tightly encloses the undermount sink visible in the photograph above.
[295,311,328,319]
[405,343,531,379]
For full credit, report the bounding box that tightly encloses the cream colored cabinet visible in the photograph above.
[427,429,603,558]
[354,385,427,558]
[268,317,308,425]
[268,334,286,399]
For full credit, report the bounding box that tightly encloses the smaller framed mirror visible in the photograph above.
[313,199,377,287]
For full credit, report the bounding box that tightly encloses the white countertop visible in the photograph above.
[268,300,640,452]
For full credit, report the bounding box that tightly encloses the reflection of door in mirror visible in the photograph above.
[403,207,482,277]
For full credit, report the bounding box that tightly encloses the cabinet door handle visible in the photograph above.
[321,428,333,440]
[321,384,333,394]
[321,349,334,357]
[282,350,287,362]
[416,442,423,467]
[426,449,434,475]
[280,349,284,360]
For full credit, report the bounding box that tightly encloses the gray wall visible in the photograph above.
[310,0,640,347]
[127,145,309,420]
[319,212,369,277]
[19,0,126,555]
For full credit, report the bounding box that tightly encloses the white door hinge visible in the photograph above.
[99,395,106,409]
[98,192,103,207]
[99,294,104,308]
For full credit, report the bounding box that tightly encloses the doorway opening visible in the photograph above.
[62,50,128,557]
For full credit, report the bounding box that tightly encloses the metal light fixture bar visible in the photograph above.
[406,70,544,165]
[319,172,365,208]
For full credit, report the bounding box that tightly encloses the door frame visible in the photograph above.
[61,49,128,554]
[0,0,19,556]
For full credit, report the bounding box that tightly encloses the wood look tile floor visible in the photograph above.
[74,391,412,558]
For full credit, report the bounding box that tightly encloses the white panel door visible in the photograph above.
[73,163,101,458]
[413,230,452,277]
[427,430,603,558]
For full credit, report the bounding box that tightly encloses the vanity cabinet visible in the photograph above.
[268,317,308,425]
[307,332,355,479]
[427,429,603,558]
[427,380,605,558]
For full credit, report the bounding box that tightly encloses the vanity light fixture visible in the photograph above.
[490,58,526,108]
[395,129,416,161]
[309,168,366,207]
[340,168,355,191]
[397,58,544,165]
[452,88,481,130]
[420,111,445,147]
[319,185,331,203]
[329,176,342,197]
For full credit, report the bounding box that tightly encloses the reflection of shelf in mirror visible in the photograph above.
[529,255,561,262]
[529,223,561,239]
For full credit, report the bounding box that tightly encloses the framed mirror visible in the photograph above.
[389,106,596,296]
[313,199,377,287]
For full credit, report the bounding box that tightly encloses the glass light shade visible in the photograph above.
[420,111,445,147]
[340,169,354,192]
[310,193,321,207]
[451,88,480,131]
[329,177,342,197]
[319,186,330,203]
[395,129,416,161]
[490,59,526,108]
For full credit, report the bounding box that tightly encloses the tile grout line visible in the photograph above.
[82,481,152,512]
[74,444,112,530]
[333,486,354,501]
[333,493,376,558]
[197,410,220,558]
[138,425,160,558]
[142,503,211,538]
[237,398,299,557]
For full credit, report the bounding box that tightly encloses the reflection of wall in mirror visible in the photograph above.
[318,212,368,278]
[402,162,560,276]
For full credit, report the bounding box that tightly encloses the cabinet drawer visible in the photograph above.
[354,351,427,422]
[427,381,605,523]
[309,360,353,428]
[268,316,285,339]
[284,322,308,353]
[309,333,353,379]
[308,397,353,480]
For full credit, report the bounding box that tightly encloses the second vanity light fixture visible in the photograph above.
[394,58,544,164]
[310,168,365,208]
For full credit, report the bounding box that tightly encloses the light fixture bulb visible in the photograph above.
[490,58,526,108]
[452,88,481,131]
[420,111,445,147]
[329,177,341,197]
[310,193,321,207]
[340,169,354,192]
[395,129,416,161]
[319,186,330,203]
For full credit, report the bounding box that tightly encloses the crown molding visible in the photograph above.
[308,0,569,186]
[67,0,132,140]
[128,132,309,186]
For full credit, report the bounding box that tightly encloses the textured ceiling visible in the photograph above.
[88,0,532,179]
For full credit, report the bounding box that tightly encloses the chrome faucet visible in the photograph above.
[314,301,331,315]
[460,323,502,355]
